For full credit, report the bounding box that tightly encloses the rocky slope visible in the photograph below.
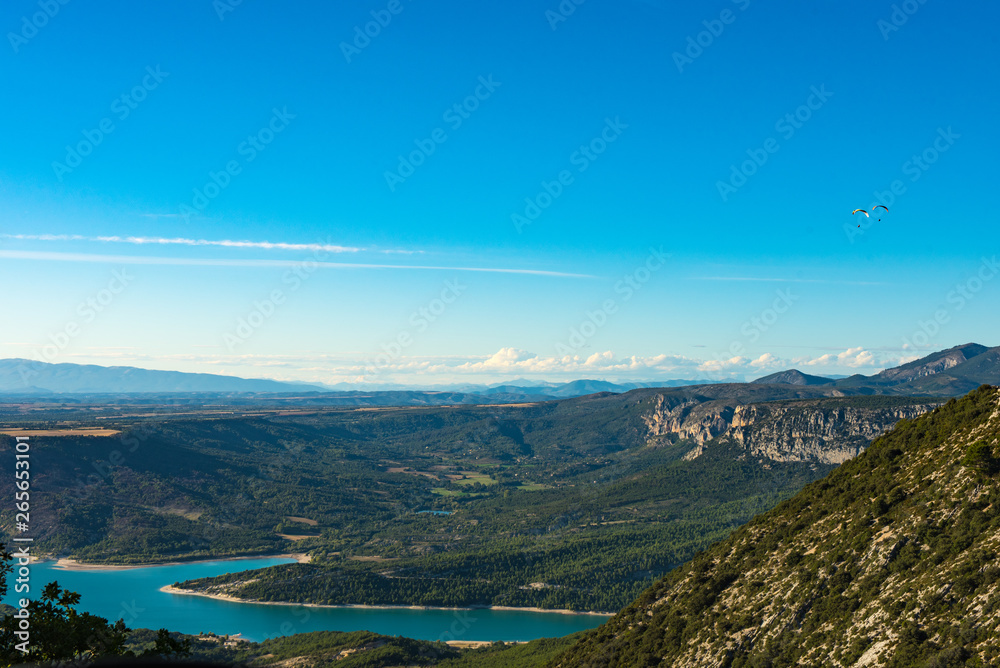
[873,343,988,383]
[552,385,1000,667]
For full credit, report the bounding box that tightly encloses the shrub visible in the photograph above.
[962,441,999,476]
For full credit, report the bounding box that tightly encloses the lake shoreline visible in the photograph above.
[33,553,311,572]
[159,585,616,617]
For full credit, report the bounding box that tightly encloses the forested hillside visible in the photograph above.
[553,385,1000,666]
[0,391,846,612]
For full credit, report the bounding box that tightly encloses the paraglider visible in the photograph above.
[849,205,888,227]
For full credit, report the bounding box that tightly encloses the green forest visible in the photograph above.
[0,391,866,612]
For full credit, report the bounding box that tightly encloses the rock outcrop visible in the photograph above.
[641,395,735,445]
[724,402,938,464]
[642,394,940,464]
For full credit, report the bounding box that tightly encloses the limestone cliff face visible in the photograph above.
[641,394,735,446]
[641,394,939,464]
[724,403,938,464]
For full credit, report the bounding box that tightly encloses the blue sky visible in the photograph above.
[0,0,997,386]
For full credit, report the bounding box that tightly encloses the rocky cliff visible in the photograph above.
[642,395,940,464]
[723,401,938,464]
[641,394,736,445]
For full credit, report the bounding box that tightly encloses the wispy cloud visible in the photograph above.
[0,250,595,278]
[688,276,888,286]
[3,233,370,254]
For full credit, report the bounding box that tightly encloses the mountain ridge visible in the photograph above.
[0,359,325,394]
[0,359,725,398]
[2,343,998,401]
[751,369,834,386]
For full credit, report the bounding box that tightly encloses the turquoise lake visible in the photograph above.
[3,558,609,642]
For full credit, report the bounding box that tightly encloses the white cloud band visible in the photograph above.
[2,233,373,254]
[0,250,595,278]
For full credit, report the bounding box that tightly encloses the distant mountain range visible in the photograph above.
[0,359,324,395]
[0,359,722,399]
[0,343,996,400]
[750,342,999,396]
